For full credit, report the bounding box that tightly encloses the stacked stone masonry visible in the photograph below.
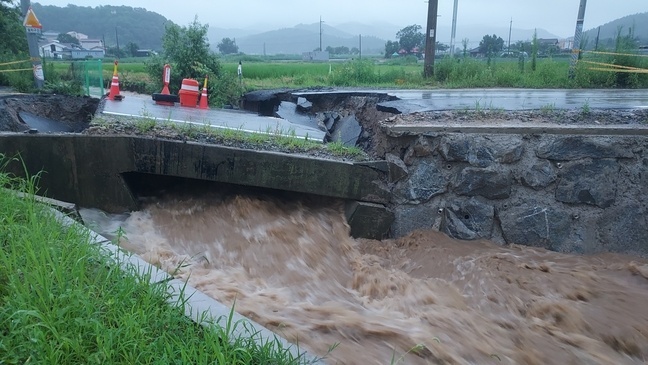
[386,133,648,256]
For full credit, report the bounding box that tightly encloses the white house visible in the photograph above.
[39,41,69,59]
[79,39,103,50]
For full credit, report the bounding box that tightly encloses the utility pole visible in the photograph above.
[423,0,439,78]
[450,0,459,57]
[569,0,587,79]
[359,34,362,59]
[507,18,513,53]
[20,0,44,89]
[319,16,323,52]
[594,26,601,51]
[115,26,120,58]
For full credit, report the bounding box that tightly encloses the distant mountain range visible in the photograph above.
[30,3,646,56]
[208,22,561,55]
[583,12,648,48]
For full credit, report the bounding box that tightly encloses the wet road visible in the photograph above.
[101,89,647,139]
[101,92,326,141]
[296,88,648,112]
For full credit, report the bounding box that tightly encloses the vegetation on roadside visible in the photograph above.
[3,0,646,101]
[0,158,317,364]
[91,115,368,161]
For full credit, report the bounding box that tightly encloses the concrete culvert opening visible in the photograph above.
[122,171,344,208]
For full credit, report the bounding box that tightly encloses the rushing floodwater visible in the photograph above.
[80,191,648,365]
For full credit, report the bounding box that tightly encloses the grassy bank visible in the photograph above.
[0,162,311,364]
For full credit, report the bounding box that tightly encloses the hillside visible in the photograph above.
[31,3,171,50]
[584,12,648,48]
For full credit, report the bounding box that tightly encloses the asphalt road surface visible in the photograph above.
[101,89,647,140]
[297,88,648,113]
[101,92,326,141]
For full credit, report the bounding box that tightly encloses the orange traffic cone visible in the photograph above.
[198,75,209,109]
[108,60,123,101]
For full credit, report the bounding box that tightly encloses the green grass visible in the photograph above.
[39,50,648,95]
[0,158,316,364]
[103,116,368,161]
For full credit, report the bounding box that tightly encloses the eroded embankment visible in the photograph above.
[0,94,99,133]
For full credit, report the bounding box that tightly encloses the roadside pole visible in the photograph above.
[423,0,439,78]
[569,0,588,79]
[450,0,459,57]
[20,0,44,89]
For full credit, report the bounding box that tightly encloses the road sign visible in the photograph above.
[23,6,42,33]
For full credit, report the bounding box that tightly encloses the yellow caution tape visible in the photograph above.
[0,59,31,67]
[587,67,648,74]
[0,68,33,73]
[581,60,644,71]
[583,50,648,58]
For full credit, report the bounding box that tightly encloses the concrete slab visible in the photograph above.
[275,101,314,128]
[101,92,326,141]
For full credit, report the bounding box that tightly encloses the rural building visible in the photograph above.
[302,51,330,62]
[79,39,104,50]
[38,41,73,59]
[38,33,106,59]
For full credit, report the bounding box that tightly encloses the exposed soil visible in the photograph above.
[0,94,99,133]
[2,92,647,162]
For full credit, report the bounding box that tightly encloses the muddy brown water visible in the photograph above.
[81,192,648,365]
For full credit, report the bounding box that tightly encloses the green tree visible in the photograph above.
[106,46,126,58]
[384,40,399,58]
[334,46,350,55]
[514,40,532,52]
[462,38,469,58]
[0,0,28,88]
[147,18,240,107]
[436,42,449,52]
[160,18,221,81]
[57,33,80,45]
[479,34,504,56]
[127,42,140,57]
[0,0,27,55]
[396,24,424,54]
[217,37,239,55]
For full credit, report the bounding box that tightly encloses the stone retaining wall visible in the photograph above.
[385,131,648,256]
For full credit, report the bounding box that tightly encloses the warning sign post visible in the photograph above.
[20,0,44,89]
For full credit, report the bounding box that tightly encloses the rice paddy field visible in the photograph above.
[45,52,648,91]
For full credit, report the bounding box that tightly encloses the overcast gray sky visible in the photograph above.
[35,0,646,38]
